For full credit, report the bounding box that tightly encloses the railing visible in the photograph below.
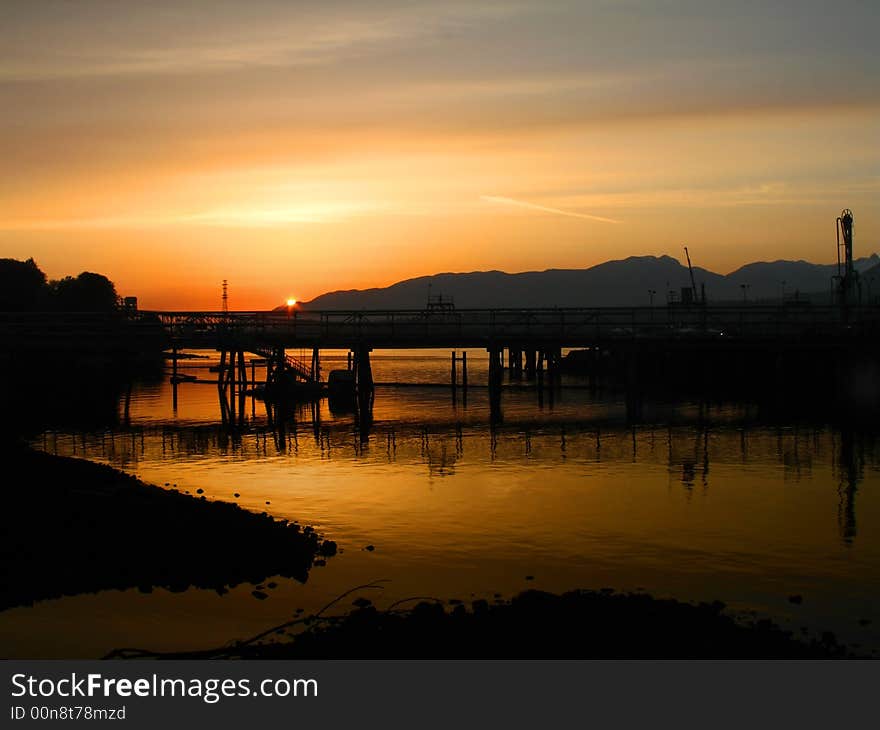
[251,346,313,381]
[144,305,880,348]
[3,306,880,350]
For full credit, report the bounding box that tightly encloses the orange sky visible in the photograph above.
[1,1,878,310]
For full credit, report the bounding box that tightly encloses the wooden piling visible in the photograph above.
[171,345,178,411]
[353,345,375,431]
[525,349,537,378]
[311,348,321,382]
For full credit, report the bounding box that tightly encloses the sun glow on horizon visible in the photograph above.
[0,1,877,311]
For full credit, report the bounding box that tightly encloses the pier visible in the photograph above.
[147,304,880,422]
[5,303,880,423]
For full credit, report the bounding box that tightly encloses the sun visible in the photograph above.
[286,298,297,307]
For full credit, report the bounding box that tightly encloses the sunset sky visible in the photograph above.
[1,0,877,309]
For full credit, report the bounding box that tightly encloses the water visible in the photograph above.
[2,349,879,657]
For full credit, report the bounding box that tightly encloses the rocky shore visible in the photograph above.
[110,588,855,659]
[1,446,336,610]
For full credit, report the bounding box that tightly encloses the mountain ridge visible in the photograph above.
[292,253,880,310]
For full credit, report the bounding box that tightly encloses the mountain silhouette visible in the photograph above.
[291,253,880,310]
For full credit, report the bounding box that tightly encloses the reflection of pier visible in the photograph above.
[41,413,873,545]
[836,428,862,546]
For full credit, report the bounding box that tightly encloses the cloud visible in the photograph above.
[480,196,620,224]
[0,3,529,82]
[0,201,385,230]
[548,178,880,210]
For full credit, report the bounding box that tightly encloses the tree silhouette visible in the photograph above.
[51,272,119,312]
[0,258,49,311]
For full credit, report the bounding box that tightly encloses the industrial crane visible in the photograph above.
[836,208,857,305]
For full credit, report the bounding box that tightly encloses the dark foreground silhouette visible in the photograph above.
[1,447,336,611]
[3,448,862,659]
[109,589,855,660]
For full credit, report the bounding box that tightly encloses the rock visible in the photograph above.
[233,493,240,498]
[353,597,372,608]
[267,582,277,589]
[319,540,337,557]
[252,590,268,600]
[365,544,375,552]
[196,488,204,494]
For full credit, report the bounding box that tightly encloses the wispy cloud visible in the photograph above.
[549,178,880,210]
[0,4,529,82]
[0,201,385,230]
[481,196,620,224]
[0,24,404,81]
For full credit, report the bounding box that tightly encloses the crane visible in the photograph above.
[684,247,699,304]
[836,208,857,305]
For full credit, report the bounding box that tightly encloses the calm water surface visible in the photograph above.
[2,349,879,657]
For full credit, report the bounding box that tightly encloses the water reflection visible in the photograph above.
[838,428,861,546]
[6,351,880,657]
[37,396,876,551]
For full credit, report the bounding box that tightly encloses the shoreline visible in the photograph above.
[0,446,868,659]
[1,446,336,612]
[108,587,855,659]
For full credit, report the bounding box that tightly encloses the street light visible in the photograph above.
[648,289,657,307]
[740,283,750,303]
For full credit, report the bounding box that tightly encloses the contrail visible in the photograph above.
[481,195,620,224]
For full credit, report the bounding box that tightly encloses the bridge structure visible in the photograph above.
[5,304,879,424]
[149,303,880,423]
[155,304,880,351]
